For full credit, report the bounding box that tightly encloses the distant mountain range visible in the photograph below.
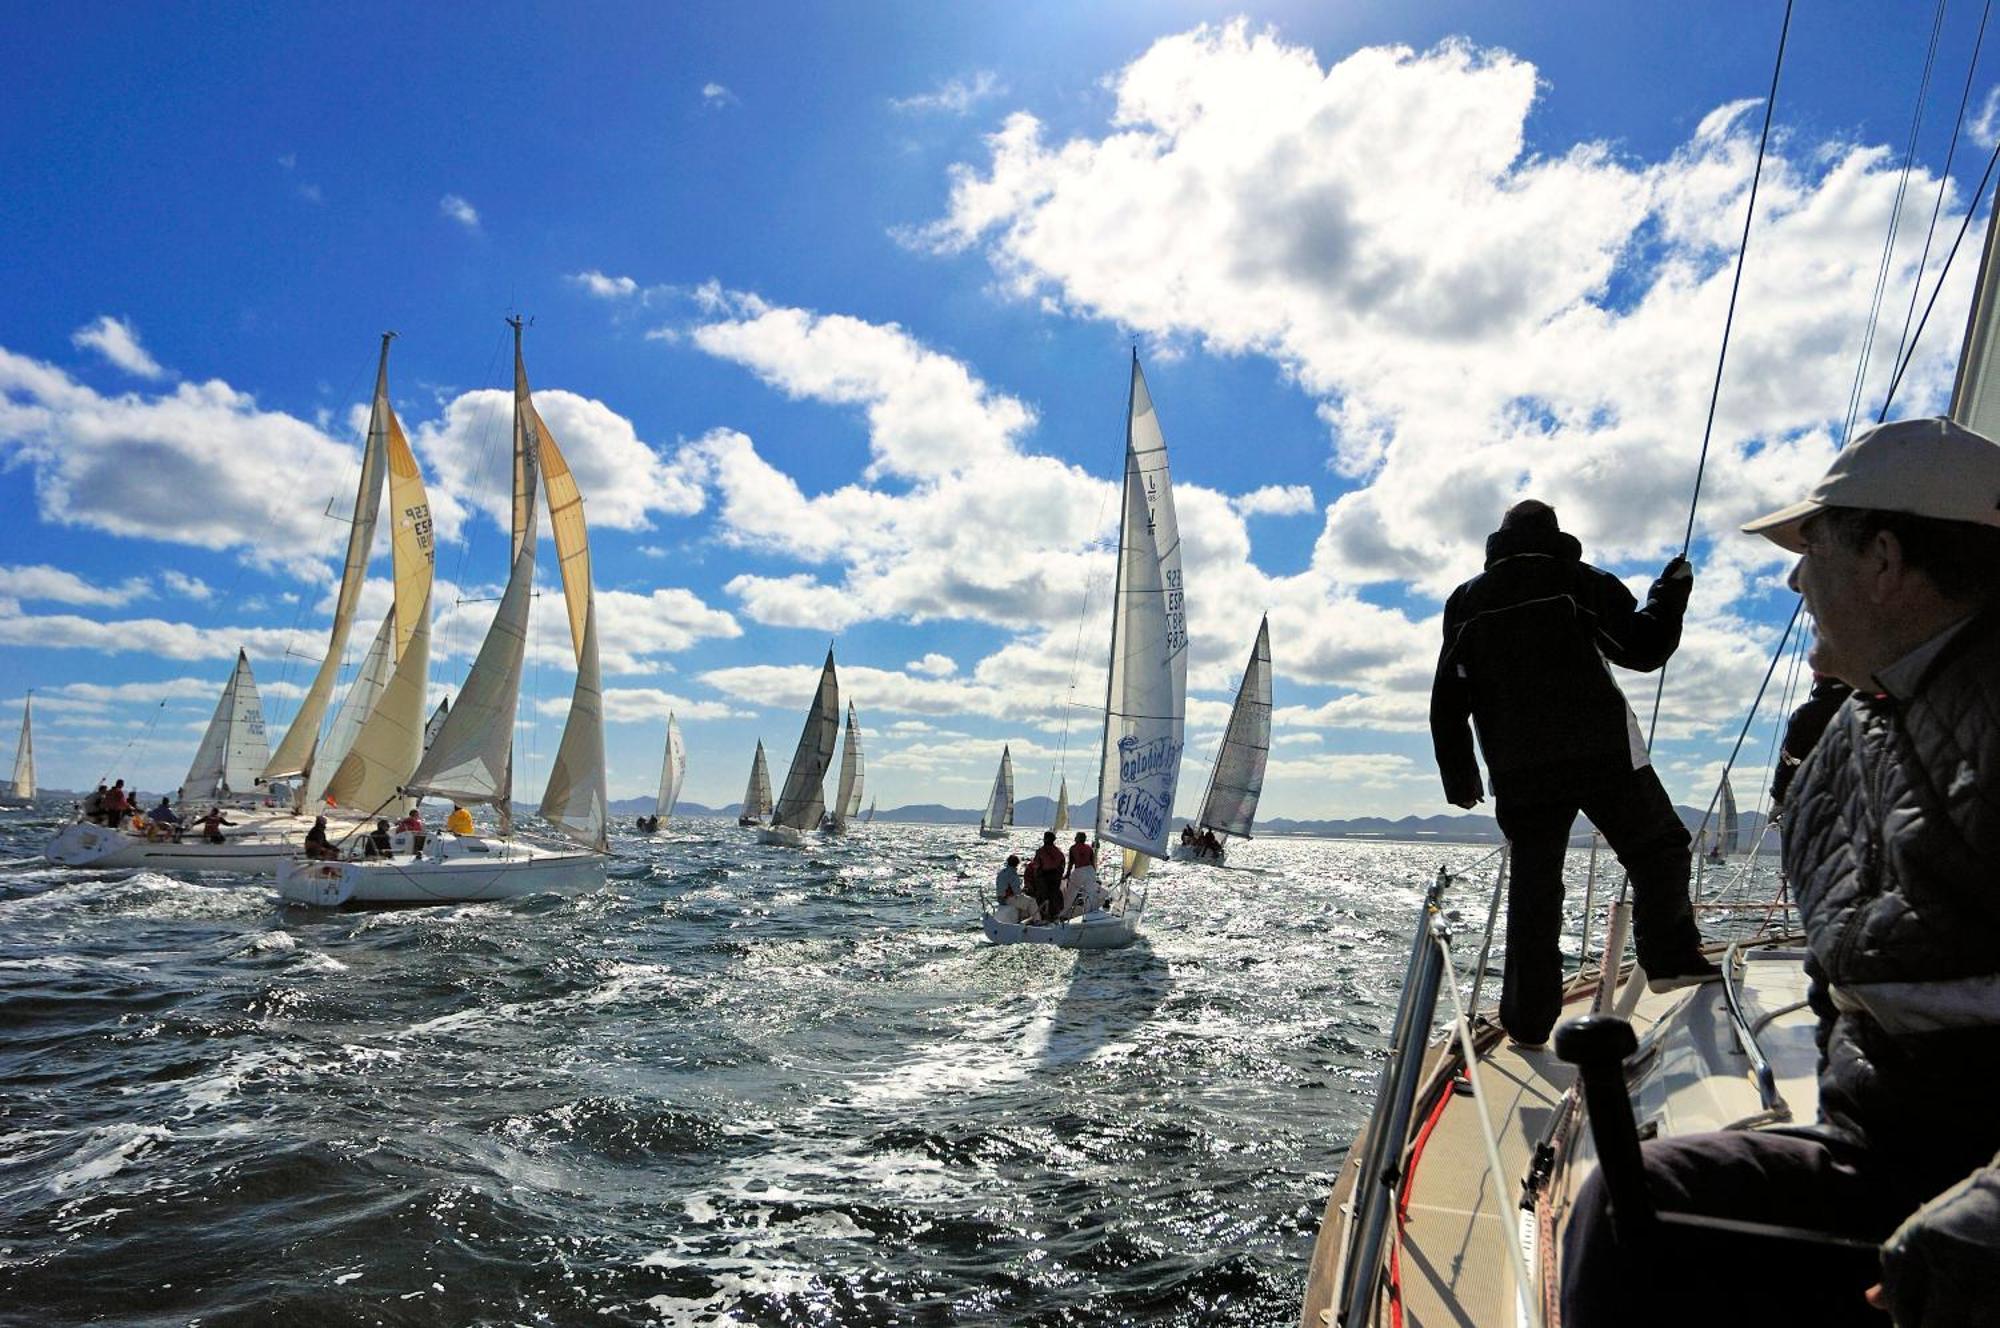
[612,793,1776,852]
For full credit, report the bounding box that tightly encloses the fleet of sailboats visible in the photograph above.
[280,318,607,905]
[977,745,1013,840]
[985,354,1187,950]
[1171,616,1272,865]
[758,649,839,847]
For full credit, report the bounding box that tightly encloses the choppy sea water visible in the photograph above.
[0,809,1782,1326]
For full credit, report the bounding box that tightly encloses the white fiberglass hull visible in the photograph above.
[757,825,807,847]
[981,905,1141,950]
[978,826,1009,840]
[1170,843,1225,865]
[45,812,364,874]
[277,837,606,906]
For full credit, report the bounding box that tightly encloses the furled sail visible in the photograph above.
[1196,616,1272,839]
[1718,773,1740,856]
[404,322,542,812]
[1053,776,1069,834]
[831,702,865,826]
[184,650,270,803]
[772,651,840,832]
[1095,355,1188,858]
[657,713,686,821]
[7,695,31,798]
[263,335,396,783]
[534,410,608,851]
[982,746,1014,833]
[743,741,774,820]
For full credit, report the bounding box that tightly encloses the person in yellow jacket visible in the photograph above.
[445,804,474,836]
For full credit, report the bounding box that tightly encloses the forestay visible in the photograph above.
[184,650,271,803]
[1196,615,1271,839]
[772,650,840,832]
[1095,356,1188,858]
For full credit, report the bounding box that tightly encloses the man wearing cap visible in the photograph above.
[1430,498,1716,1048]
[1562,417,2000,1327]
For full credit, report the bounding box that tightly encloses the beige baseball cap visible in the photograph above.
[1742,416,2000,553]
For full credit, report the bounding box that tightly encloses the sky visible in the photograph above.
[2,1,1995,821]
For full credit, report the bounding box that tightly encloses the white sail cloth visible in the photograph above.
[184,651,271,803]
[1053,776,1068,834]
[1196,616,1271,839]
[982,746,1014,831]
[772,651,840,832]
[1095,357,1188,858]
[658,714,686,820]
[832,702,865,825]
[8,696,31,798]
[743,741,774,820]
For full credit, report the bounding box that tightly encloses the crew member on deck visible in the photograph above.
[303,815,336,860]
[1769,674,1854,815]
[446,803,475,836]
[198,806,234,844]
[1563,418,2000,1327]
[1429,499,1716,1047]
[994,854,1029,920]
[364,819,393,858]
[1030,831,1066,920]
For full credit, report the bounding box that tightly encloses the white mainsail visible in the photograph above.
[1196,616,1272,840]
[1053,775,1069,834]
[657,713,686,821]
[1095,355,1188,859]
[7,694,31,799]
[1718,773,1740,856]
[831,702,865,827]
[304,610,395,809]
[981,746,1015,833]
[404,321,543,815]
[743,740,774,820]
[772,650,840,832]
[183,650,271,804]
[264,335,396,784]
[535,410,609,852]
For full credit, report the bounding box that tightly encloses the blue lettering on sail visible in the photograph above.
[1109,734,1183,847]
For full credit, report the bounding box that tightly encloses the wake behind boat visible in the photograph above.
[279,319,608,906]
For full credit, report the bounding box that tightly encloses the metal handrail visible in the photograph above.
[1336,867,1453,1326]
[1718,941,1790,1120]
[1465,846,1510,1021]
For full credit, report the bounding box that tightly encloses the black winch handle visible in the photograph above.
[1556,1015,1656,1244]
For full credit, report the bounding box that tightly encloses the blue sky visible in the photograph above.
[2,2,1993,818]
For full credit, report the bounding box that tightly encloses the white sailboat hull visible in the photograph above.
[978,826,1009,840]
[758,825,808,847]
[276,837,605,906]
[1170,842,1226,865]
[45,812,366,874]
[981,903,1142,950]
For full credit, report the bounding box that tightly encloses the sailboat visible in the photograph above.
[977,746,1014,839]
[1050,775,1069,835]
[45,650,290,868]
[863,798,877,824]
[822,701,865,834]
[984,354,1187,949]
[656,713,686,830]
[280,317,607,905]
[1300,22,1999,1322]
[758,650,839,847]
[48,334,429,872]
[0,693,32,808]
[738,740,773,826]
[1703,772,1740,863]
[1171,615,1272,865]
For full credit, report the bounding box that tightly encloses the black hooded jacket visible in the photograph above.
[1429,523,1689,804]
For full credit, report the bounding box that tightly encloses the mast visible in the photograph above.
[1093,349,1139,851]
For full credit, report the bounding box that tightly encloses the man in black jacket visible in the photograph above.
[1430,500,1714,1045]
[1562,416,2000,1326]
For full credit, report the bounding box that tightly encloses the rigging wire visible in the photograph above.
[1644,0,1795,751]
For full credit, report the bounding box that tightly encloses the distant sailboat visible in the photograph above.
[823,701,865,834]
[759,650,839,847]
[986,353,1186,949]
[657,713,686,823]
[0,693,31,808]
[281,318,607,905]
[1051,775,1069,835]
[738,740,773,826]
[1703,772,1740,863]
[423,696,451,752]
[863,798,877,824]
[182,650,272,805]
[978,746,1014,839]
[1172,615,1272,865]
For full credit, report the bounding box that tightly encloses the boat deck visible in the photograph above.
[1300,946,1820,1327]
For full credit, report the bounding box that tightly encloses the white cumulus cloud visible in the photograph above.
[71,316,166,380]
